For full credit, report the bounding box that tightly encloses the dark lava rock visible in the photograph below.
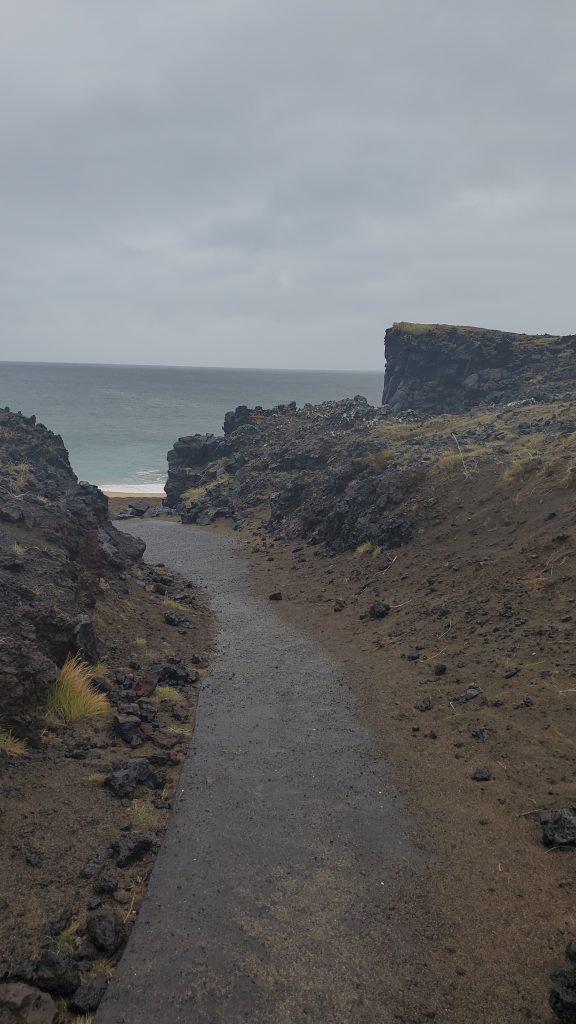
[434,663,447,676]
[0,983,58,1023]
[540,808,576,848]
[551,968,576,1022]
[113,713,142,744]
[105,758,163,799]
[472,727,491,743]
[93,875,118,895]
[566,941,576,965]
[112,834,153,868]
[15,952,80,996]
[127,500,149,517]
[415,697,433,712]
[152,660,194,686]
[367,600,390,620]
[67,974,108,1014]
[25,851,42,868]
[471,767,492,782]
[0,408,145,736]
[269,592,283,601]
[86,909,126,955]
[164,612,183,626]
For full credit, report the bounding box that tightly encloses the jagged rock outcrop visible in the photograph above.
[0,408,144,734]
[164,397,421,550]
[383,322,576,413]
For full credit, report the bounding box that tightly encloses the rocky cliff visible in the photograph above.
[382,322,576,413]
[0,408,144,734]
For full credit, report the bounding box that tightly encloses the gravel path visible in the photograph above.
[96,520,423,1024]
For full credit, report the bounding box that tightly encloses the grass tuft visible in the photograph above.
[91,958,115,981]
[56,922,79,954]
[163,598,188,613]
[129,800,155,829]
[369,449,394,472]
[0,728,27,756]
[150,685,183,704]
[47,655,110,723]
[355,541,380,558]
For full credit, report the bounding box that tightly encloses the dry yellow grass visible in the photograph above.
[182,473,232,505]
[151,685,183,704]
[355,540,380,558]
[47,655,110,723]
[163,598,188,613]
[0,728,27,756]
[370,449,394,472]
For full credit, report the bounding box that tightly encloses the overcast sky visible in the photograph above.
[0,0,575,370]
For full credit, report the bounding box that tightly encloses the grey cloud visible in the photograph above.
[0,0,575,369]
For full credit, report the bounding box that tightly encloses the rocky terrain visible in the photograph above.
[162,322,576,1022]
[0,410,212,1021]
[0,408,144,735]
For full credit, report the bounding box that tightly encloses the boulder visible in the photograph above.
[105,757,163,799]
[67,974,108,1013]
[551,968,576,1022]
[86,908,126,954]
[15,952,80,996]
[541,808,576,847]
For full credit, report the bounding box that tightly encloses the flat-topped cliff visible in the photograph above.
[382,321,576,412]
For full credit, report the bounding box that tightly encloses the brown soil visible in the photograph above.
[0,557,213,1019]
[219,457,576,1023]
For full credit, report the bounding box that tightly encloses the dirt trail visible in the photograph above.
[96,520,429,1024]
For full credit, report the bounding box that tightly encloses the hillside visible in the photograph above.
[0,409,212,1021]
[162,324,576,1021]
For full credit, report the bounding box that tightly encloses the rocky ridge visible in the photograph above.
[0,408,144,735]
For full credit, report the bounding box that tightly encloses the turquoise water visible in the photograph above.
[0,362,383,492]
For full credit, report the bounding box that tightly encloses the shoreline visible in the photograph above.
[102,490,164,498]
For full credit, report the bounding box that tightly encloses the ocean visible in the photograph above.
[0,362,383,492]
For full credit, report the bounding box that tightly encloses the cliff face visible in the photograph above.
[0,408,144,733]
[382,322,576,413]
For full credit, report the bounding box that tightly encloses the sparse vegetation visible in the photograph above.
[0,728,27,756]
[369,449,394,472]
[167,722,194,737]
[11,541,26,556]
[151,685,183,704]
[47,655,110,723]
[503,452,542,481]
[182,473,232,505]
[56,921,79,954]
[355,541,380,558]
[91,958,114,981]
[129,800,156,829]
[163,597,188,613]
[5,460,31,499]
